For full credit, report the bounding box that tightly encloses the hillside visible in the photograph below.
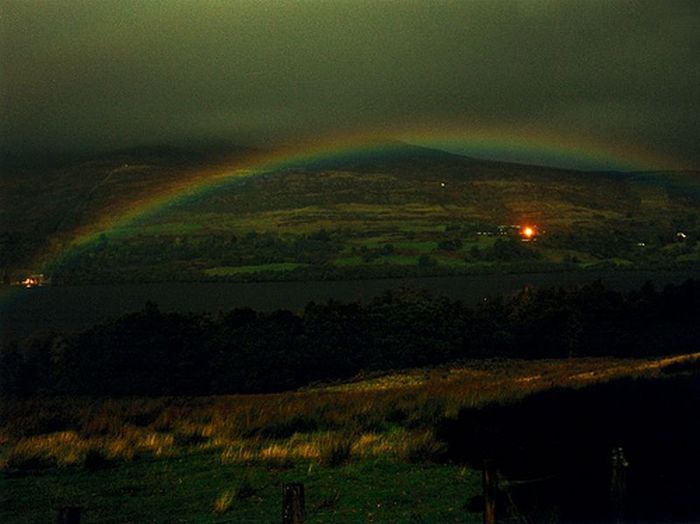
[2,353,698,522]
[0,142,254,280]
[2,143,699,283]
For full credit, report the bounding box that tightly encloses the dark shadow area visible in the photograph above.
[439,372,700,522]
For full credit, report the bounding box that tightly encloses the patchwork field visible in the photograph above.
[3,143,700,284]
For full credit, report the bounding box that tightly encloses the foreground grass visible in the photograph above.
[1,453,480,523]
[2,353,698,522]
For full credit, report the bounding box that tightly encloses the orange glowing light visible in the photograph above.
[521,226,536,239]
[21,277,38,288]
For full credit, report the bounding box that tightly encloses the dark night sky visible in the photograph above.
[1,0,698,169]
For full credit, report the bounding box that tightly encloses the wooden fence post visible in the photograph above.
[610,447,628,523]
[56,506,81,524]
[282,482,305,524]
[483,461,498,524]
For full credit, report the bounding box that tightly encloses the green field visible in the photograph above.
[1,454,480,523]
[3,353,697,522]
[204,262,308,276]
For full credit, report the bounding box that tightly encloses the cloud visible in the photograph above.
[1,0,698,168]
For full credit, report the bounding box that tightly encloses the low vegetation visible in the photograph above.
[2,352,697,471]
[1,353,697,522]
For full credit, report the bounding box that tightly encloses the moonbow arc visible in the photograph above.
[40,129,672,270]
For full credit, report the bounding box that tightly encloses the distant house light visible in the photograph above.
[20,274,45,288]
[519,225,538,241]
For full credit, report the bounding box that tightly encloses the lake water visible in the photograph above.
[2,270,699,339]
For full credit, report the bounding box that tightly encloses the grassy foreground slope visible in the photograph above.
[2,353,697,522]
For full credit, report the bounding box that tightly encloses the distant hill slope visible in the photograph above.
[0,141,255,233]
[0,142,255,278]
[1,142,699,283]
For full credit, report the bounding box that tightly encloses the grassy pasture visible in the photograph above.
[2,353,697,522]
[1,455,480,523]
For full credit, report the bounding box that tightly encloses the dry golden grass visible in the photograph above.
[2,353,698,471]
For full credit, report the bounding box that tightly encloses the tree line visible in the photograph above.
[2,279,699,396]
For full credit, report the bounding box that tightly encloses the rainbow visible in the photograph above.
[38,125,682,270]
